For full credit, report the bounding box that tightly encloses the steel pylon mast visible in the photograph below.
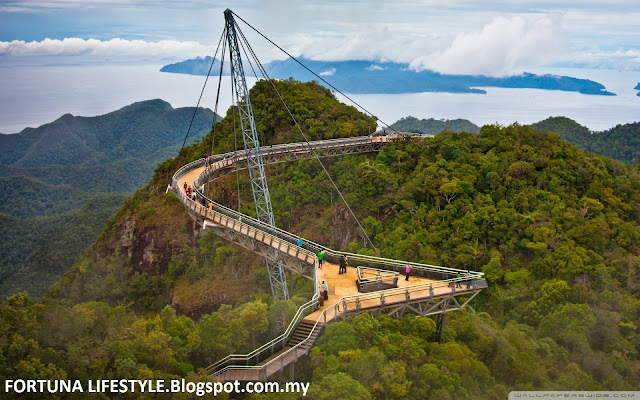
[224,9,289,300]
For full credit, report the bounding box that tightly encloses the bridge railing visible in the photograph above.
[357,266,399,292]
[177,147,477,281]
[184,145,479,281]
[204,294,320,376]
[211,274,487,381]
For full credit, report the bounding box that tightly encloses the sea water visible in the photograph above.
[0,63,638,134]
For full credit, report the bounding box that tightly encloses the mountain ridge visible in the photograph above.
[530,117,640,164]
[0,99,218,299]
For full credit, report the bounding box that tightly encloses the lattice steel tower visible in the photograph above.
[224,9,289,300]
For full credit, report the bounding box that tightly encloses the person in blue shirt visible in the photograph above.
[297,238,303,247]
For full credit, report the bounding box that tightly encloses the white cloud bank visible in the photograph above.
[289,14,567,76]
[410,14,567,76]
[0,14,583,76]
[0,37,210,57]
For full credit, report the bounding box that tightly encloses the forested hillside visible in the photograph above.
[1,80,639,398]
[390,116,480,134]
[531,117,640,164]
[0,99,216,298]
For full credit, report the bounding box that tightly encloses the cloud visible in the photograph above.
[288,27,446,65]
[556,48,640,70]
[366,64,384,71]
[410,14,568,76]
[319,67,336,76]
[0,37,211,56]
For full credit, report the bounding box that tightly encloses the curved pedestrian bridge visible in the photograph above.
[169,134,487,381]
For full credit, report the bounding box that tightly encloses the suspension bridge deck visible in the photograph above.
[169,135,487,381]
[306,262,435,322]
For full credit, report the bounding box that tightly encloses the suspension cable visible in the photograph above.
[234,22,382,257]
[206,29,228,199]
[210,31,228,157]
[231,10,398,132]
[181,29,226,149]
[236,28,260,83]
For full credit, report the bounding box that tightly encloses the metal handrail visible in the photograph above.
[172,137,482,280]
[204,294,320,374]
[212,274,487,380]
[357,266,399,281]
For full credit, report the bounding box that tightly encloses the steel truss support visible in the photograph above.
[342,290,482,320]
[224,9,288,300]
[204,223,315,280]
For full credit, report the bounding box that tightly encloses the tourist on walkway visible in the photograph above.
[317,250,324,269]
[323,281,328,300]
[297,238,303,247]
[405,264,411,281]
[456,272,462,288]
[339,255,348,274]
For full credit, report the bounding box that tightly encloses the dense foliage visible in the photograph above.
[390,116,480,134]
[0,192,127,298]
[287,126,640,396]
[0,100,216,298]
[1,80,639,398]
[531,116,640,164]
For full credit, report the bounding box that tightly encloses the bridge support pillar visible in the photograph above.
[290,360,295,381]
[435,313,445,343]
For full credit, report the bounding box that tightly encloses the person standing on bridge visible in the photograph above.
[339,255,347,274]
[297,238,303,247]
[456,272,463,288]
[405,264,411,281]
[323,281,328,300]
[317,250,324,269]
[183,182,187,191]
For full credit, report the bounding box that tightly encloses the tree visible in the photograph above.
[308,372,373,400]
[238,301,269,348]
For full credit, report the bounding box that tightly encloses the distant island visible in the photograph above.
[161,56,616,96]
[635,82,639,96]
[390,116,480,134]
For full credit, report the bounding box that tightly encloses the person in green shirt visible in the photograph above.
[317,250,324,269]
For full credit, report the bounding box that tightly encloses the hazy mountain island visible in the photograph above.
[530,116,640,164]
[635,82,640,90]
[0,99,218,298]
[161,56,615,96]
[2,80,639,396]
[390,116,480,134]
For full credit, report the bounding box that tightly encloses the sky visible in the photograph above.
[1,0,639,76]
